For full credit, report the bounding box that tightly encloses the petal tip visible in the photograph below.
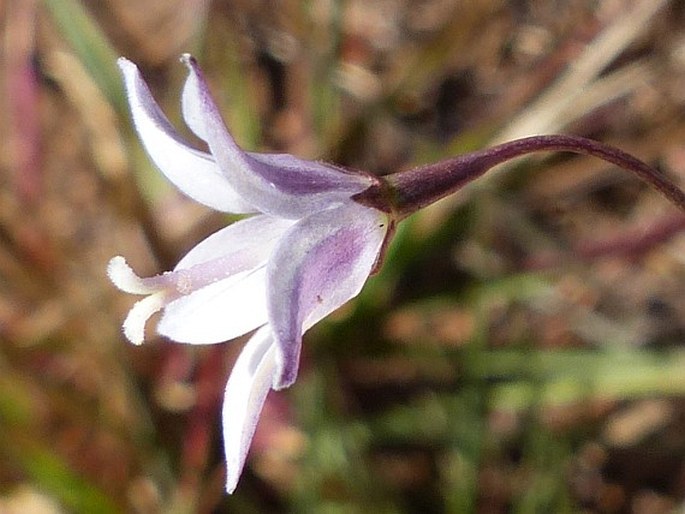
[180,53,198,70]
[117,56,136,75]
[225,476,238,495]
[272,372,296,391]
[272,347,299,390]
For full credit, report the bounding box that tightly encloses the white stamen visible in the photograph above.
[123,293,167,345]
[107,256,159,295]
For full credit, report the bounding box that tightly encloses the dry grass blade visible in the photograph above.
[494,0,669,142]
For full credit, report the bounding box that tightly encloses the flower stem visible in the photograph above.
[380,135,685,219]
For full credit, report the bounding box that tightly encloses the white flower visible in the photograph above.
[109,55,390,492]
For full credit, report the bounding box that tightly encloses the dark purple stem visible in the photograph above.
[358,135,685,219]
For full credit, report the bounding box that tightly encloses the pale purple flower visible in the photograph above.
[108,52,685,497]
[108,55,390,492]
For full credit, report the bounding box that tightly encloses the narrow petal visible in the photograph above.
[267,204,389,388]
[180,54,375,219]
[118,57,255,213]
[158,267,268,344]
[137,216,292,344]
[174,215,294,271]
[222,327,277,493]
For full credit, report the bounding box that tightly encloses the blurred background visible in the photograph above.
[2,0,685,512]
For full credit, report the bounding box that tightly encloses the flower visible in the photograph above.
[108,55,391,492]
[110,53,685,497]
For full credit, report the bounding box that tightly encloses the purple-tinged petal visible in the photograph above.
[222,326,276,493]
[118,57,255,213]
[180,54,376,218]
[111,216,295,345]
[158,267,268,344]
[158,216,292,344]
[266,203,389,388]
[174,215,294,271]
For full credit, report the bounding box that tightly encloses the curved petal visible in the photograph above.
[175,215,294,271]
[266,203,389,388]
[246,152,369,195]
[180,54,375,219]
[222,327,277,493]
[118,57,255,213]
[158,267,268,344]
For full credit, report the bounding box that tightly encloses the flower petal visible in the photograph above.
[158,267,268,344]
[266,203,389,388]
[118,57,255,213]
[175,215,294,271]
[222,326,277,493]
[180,54,376,218]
